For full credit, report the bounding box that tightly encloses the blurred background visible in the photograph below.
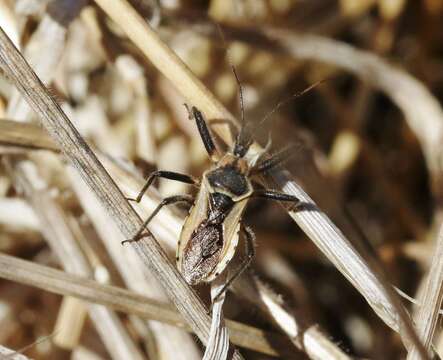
[1,0,443,359]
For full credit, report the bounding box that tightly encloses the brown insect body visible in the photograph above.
[127,98,303,297]
[177,154,253,285]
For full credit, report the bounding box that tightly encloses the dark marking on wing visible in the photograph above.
[206,165,248,196]
[181,221,223,285]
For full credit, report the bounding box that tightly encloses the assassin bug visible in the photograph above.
[124,68,318,301]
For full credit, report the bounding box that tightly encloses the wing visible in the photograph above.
[177,182,249,284]
[176,181,209,271]
[205,197,248,282]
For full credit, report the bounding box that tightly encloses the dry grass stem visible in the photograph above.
[8,159,145,359]
[67,167,201,360]
[53,296,87,349]
[6,0,87,122]
[0,119,57,151]
[407,222,443,359]
[96,142,350,358]
[90,0,424,356]
[2,2,442,358]
[0,345,30,360]
[233,274,352,360]
[203,275,229,360]
[1,4,159,356]
[0,20,246,359]
[0,252,286,357]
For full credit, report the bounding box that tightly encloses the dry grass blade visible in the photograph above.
[0,25,244,359]
[66,169,201,359]
[233,274,352,360]
[93,0,234,132]
[93,5,347,359]
[268,171,425,355]
[407,222,443,359]
[0,345,30,360]
[96,144,351,358]
[203,275,229,360]
[8,159,145,360]
[89,0,425,356]
[0,119,58,151]
[0,252,288,357]
[0,122,306,358]
[256,28,443,359]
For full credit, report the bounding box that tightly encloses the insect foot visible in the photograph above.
[121,232,148,246]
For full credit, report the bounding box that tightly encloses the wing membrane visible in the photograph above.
[207,198,248,282]
[177,182,209,270]
[177,182,249,283]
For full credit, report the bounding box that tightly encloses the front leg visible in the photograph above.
[184,104,219,162]
[251,142,302,175]
[251,189,302,211]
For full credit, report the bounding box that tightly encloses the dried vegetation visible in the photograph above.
[0,0,443,359]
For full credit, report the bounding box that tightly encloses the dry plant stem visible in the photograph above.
[253,29,443,360]
[7,0,87,122]
[255,28,439,358]
[67,170,201,360]
[0,26,244,359]
[269,171,425,353]
[91,0,422,354]
[9,159,145,360]
[71,346,106,360]
[0,118,359,359]
[5,2,197,354]
[407,222,443,359]
[93,0,235,133]
[54,297,87,350]
[203,275,229,360]
[233,274,351,360]
[0,252,284,358]
[0,119,58,151]
[3,2,145,356]
[103,152,350,358]
[0,345,30,360]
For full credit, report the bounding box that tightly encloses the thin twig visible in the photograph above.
[2,2,148,356]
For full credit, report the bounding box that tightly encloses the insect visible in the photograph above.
[124,70,310,301]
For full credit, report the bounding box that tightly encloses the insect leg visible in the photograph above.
[211,226,256,306]
[127,170,198,203]
[184,104,218,161]
[251,143,300,174]
[122,195,194,245]
[252,189,302,211]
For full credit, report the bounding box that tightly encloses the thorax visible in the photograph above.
[203,154,253,202]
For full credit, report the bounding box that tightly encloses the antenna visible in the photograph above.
[258,78,327,129]
[215,24,245,126]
